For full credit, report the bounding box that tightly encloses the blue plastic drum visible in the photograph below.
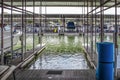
[97,42,114,62]
[98,62,114,80]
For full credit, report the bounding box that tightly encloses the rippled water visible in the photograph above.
[29,35,120,69]
[29,35,89,69]
[29,53,89,69]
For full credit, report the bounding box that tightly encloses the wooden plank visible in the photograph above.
[20,46,45,68]
[1,65,16,80]
[84,47,97,69]
[7,69,96,80]
[10,46,45,68]
[0,66,9,76]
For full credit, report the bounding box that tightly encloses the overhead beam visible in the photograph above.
[3,1,114,7]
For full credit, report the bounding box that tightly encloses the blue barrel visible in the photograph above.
[97,42,114,62]
[96,42,114,80]
[98,62,114,80]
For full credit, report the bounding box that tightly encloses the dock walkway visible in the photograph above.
[2,44,120,80]
[11,45,45,66]
[7,69,96,80]
[0,45,45,80]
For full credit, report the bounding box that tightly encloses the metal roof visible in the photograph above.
[3,14,117,18]
[3,0,115,7]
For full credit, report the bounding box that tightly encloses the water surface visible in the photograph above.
[29,35,89,69]
[29,35,120,69]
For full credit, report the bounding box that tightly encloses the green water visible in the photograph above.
[42,35,84,54]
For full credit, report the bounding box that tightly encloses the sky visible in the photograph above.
[0,7,119,15]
